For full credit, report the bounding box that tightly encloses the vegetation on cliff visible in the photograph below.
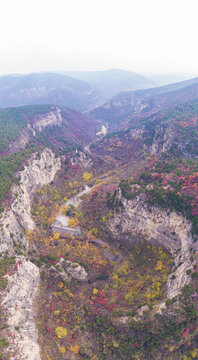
[0,87,197,359]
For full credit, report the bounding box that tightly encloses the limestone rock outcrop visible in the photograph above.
[108,195,193,299]
[2,257,40,360]
[31,107,62,132]
[0,148,61,252]
[9,107,62,152]
[53,258,88,283]
[0,148,61,359]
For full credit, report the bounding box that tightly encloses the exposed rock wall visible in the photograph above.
[0,148,61,252]
[0,148,61,359]
[108,195,193,298]
[52,259,88,283]
[9,128,32,153]
[31,107,62,132]
[2,257,40,360]
[71,150,93,168]
[9,107,62,152]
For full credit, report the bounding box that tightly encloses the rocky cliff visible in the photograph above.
[9,107,62,153]
[108,195,194,300]
[0,148,61,253]
[2,257,40,360]
[30,107,62,132]
[0,148,61,360]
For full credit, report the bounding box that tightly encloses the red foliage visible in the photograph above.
[181,328,189,338]
[95,297,107,306]
[107,303,116,311]
[13,264,18,272]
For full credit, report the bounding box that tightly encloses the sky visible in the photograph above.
[0,0,198,75]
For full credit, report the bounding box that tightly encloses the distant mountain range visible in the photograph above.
[88,76,198,129]
[0,69,197,113]
[0,67,197,360]
[63,69,155,98]
[0,72,102,111]
[142,72,197,86]
[0,69,156,111]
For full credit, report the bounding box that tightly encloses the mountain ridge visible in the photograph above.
[0,72,103,111]
[88,76,198,129]
[0,73,197,359]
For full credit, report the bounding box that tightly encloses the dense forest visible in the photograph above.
[0,105,52,153]
[0,147,41,209]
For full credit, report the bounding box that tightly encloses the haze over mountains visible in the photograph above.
[0,72,102,111]
[0,69,196,113]
[0,67,197,360]
[89,75,198,129]
[63,69,155,98]
[1,0,198,355]
[0,68,198,151]
[143,72,198,87]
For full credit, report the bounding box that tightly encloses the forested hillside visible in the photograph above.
[0,104,98,209]
[0,105,52,153]
[89,78,198,129]
[0,73,103,111]
[0,77,197,360]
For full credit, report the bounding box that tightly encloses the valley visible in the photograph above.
[0,74,197,360]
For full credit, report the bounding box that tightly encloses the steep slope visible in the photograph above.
[0,83,197,360]
[90,98,198,234]
[0,104,99,156]
[92,98,198,159]
[0,148,61,359]
[0,104,100,205]
[0,148,61,251]
[91,98,198,160]
[0,72,103,111]
[89,76,198,129]
[0,104,54,153]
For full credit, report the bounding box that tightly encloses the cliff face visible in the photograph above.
[0,148,61,360]
[108,195,193,299]
[30,107,62,132]
[3,257,40,360]
[9,107,62,153]
[0,148,61,252]
[71,150,93,168]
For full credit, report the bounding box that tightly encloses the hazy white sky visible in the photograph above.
[0,0,198,75]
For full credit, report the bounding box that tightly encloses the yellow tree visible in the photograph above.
[68,217,79,227]
[83,172,93,182]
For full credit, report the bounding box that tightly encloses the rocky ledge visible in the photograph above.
[0,148,61,360]
[108,195,194,300]
[9,107,62,153]
[2,257,40,360]
[0,148,61,253]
